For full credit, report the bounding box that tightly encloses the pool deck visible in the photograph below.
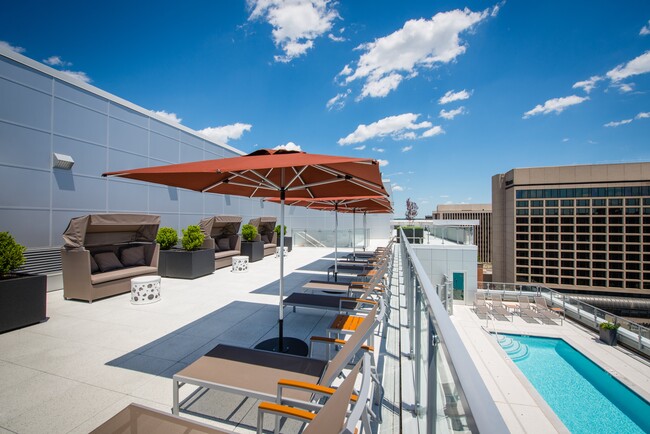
[452,302,650,433]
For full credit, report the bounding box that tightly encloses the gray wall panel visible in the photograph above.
[0,58,51,92]
[181,131,203,149]
[151,119,178,138]
[52,174,106,210]
[0,122,51,169]
[107,149,148,172]
[107,179,149,211]
[180,142,203,163]
[179,214,204,230]
[53,135,106,176]
[148,186,180,213]
[0,209,51,247]
[0,166,50,208]
[53,98,107,144]
[0,78,51,130]
[54,81,107,113]
[150,131,178,162]
[179,189,204,213]
[109,104,148,128]
[108,117,148,155]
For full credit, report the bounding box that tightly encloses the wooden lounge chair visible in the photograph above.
[516,296,543,323]
[533,296,561,324]
[488,294,512,321]
[472,292,490,319]
[302,259,390,296]
[172,305,380,415]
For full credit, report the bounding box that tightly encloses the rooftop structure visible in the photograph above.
[433,204,492,263]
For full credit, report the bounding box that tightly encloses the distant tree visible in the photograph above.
[405,198,418,222]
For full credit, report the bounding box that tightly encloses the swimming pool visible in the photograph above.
[497,334,650,434]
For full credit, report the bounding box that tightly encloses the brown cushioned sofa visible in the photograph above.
[248,217,277,257]
[199,215,242,270]
[61,214,160,302]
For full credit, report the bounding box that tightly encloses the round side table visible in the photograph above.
[131,275,161,304]
[232,255,249,273]
[275,246,289,258]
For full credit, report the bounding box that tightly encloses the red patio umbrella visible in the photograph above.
[103,149,387,354]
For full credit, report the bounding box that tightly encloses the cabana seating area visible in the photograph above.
[248,216,277,257]
[61,214,160,303]
[199,215,242,270]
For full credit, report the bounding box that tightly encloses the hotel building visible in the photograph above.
[492,163,650,294]
[432,203,492,263]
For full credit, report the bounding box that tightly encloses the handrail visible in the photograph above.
[400,229,508,433]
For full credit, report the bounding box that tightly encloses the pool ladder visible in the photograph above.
[496,335,530,362]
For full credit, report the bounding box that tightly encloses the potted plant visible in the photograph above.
[240,224,264,262]
[0,232,47,333]
[157,226,214,279]
[599,321,619,346]
[274,224,292,252]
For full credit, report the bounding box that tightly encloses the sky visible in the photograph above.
[2,1,650,217]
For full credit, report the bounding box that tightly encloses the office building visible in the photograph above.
[433,203,491,263]
[492,163,650,293]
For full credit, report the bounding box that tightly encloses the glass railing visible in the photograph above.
[291,228,370,248]
[400,229,507,434]
[478,281,650,356]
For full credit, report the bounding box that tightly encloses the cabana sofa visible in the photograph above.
[248,216,277,257]
[61,214,160,302]
[199,215,242,270]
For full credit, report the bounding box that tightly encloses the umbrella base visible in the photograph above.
[255,337,308,356]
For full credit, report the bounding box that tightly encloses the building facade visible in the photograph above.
[492,163,650,294]
[433,204,492,263]
[0,49,392,252]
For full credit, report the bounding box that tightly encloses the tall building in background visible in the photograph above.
[492,163,650,294]
[433,204,492,263]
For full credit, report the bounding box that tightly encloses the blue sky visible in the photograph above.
[2,1,650,217]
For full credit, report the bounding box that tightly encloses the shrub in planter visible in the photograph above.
[0,232,26,277]
[241,224,258,242]
[181,225,205,251]
[156,227,179,250]
[274,225,287,236]
[599,321,619,346]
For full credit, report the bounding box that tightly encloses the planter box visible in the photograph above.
[158,248,214,279]
[276,236,292,252]
[599,328,618,346]
[0,273,47,333]
[401,228,423,244]
[241,241,264,262]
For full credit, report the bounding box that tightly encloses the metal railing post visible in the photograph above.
[427,325,439,434]
[414,277,422,412]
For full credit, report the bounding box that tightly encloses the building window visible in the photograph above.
[576,199,589,206]
[626,198,640,206]
[546,200,558,207]
[561,208,574,215]
[592,199,605,206]
[561,200,574,206]
[516,200,528,207]
[626,208,640,215]
[609,198,623,206]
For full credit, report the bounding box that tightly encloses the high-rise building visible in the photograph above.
[433,204,492,263]
[492,163,650,294]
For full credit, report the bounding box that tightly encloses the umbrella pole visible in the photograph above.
[352,209,356,261]
[363,211,367,251]
[334,203,338,282]
[279,189,285,350]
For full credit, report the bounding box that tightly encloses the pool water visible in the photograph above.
[497,334,650,434]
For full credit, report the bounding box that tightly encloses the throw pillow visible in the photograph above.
[217,237,231,251]
[120,245,146,267]
[229,234,239,250]
[261,234,270,244]
[94,251,124,272]
[90,255,99,274]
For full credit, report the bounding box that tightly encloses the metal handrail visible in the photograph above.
[400,229,508,433]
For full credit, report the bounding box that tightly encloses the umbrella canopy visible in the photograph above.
[103,149,387,354]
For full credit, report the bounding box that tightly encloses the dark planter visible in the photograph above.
[276,236,292,252]
[241,241,264,262]
[402,228,423,244]
[599,328,618,346]
[0,273,47,333]
[158,248,214,279]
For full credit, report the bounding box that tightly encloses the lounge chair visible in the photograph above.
[302,259,390,296]
[488,294,512,321]
[172,305,379,415]
[534,297,561,324]
[472,292,490,319]
[516,296,543,323]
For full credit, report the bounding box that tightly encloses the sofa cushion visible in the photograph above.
[90,255,99,274]
[214,250,238,259]
[261,234,270,244]
[90,266,158,285]
[94,251,124,272]
[120,245,146,267]
[217,238,231,252]
[229,234,239,250]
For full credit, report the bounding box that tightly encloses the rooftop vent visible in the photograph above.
[53,153,74,170]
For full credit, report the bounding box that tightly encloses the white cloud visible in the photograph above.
[353,145,366,150]
[377,159,389,167]
[328,33,345,42]
[274,141,302,151]
[562,138,569,142]
[604,119,633,127]
[326,89,351,110]
[572,75,603,93]
[337,113,432,145]
[439,106,466,120]
[440,194,449,198]
[198,122,252,144]
[153,110,182,124]
[439,89,471,104]
[401,145,413,152]
[640,20,650,36]
[43,56,71,67]
[421,126,445,137]
[604,112,650,127]
[372,147,385,153]
[523,95,589,118]
[61,70,91,83]
[614,82,634,93]
[343,7,495,99]
[0,40,25,53]
[392,184,404,192]
[247,0,339,63]
[606,51,650,82]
